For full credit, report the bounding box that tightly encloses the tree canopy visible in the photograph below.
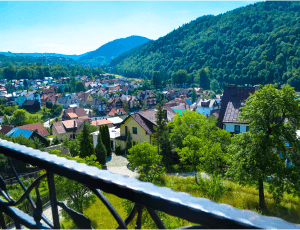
[226,84,300,210]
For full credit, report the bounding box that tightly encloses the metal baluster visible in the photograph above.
[135,204,144,229]
[9,159,54,228]
[14,220,21,229]
[0,212,7,229]
[146,207,166,229]
[47,171,60,229]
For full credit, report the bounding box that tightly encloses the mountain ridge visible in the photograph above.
[111,1,300,90]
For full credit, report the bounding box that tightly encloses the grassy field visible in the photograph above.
[60,174,300,229]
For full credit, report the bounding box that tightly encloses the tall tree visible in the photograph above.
[195,68,210,90]
[125,130,132,155]
[95,126,107,165]
[191,88,197,103]
[172,69,188,85]
[152,71,162,89]
[76,80,85,92]
[104,125,112,156]
[154,103,167,154]
[78,121,95,158]
[122,99,129,113]
[11,109,26,126]
[226,84,300,210]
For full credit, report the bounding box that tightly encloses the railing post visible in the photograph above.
[47,171,60,229]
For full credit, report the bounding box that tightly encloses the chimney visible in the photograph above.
[35,129,38,133]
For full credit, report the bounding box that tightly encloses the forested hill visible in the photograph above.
[78,35,151,66]
[112,1,300,90]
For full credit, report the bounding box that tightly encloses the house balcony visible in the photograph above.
[0,139,298,229]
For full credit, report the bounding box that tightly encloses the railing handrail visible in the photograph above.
[0,139,299,229]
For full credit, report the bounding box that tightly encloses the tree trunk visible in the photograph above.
[258,178,265,210]
[195,171,200,185]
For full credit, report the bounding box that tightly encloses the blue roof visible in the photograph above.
[186,99,192,105]
[6,128,34,139]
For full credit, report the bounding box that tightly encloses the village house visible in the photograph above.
[6,128,47,145]
[115,108,175,153]
[17,91,41,107]
[218,84,256,134]
[62,107,89,121]
[107,108,127,117]
[196,98,219,117]
[137,90,156,107]
[91,98,106,111]
[17,122,50,137]
[107,97,123,110]
[52,119,85,141]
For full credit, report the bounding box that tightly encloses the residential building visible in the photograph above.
[107,97,123,110]
[62,108,88,120]
[91,98,106,111]
[6,128,47,145]
[196,98,219,117]
[22,100,41,112]
[115,108,175,153]
[17,122,50,137]
[137,91,156,107]
[90,119,113,128]
[218,85,255,134]
[52,119,85,141]
[107,108,127,117]
[92,127,120,150]
[17,91,41,107]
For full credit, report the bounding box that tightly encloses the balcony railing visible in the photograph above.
[0,138,299,229]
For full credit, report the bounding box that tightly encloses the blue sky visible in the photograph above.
[0,1,261,55]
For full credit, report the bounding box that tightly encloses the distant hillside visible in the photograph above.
[78,35,151,66]
[0,52,87,60]
[112,1,300,90]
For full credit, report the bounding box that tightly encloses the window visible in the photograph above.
[223,124,226,130]
[133,141,136,146]
[246,126,250,132]
[235,125,240,133]
[132,127,137,134]
[70,134,73,139]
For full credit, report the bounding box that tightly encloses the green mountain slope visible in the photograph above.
[78,35,151,66]
[112,1,300,89]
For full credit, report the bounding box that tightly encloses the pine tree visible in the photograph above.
[79,121,95,158]
[125,130,132,155]
[155,103,171,169]
[104,125,112,156]
[191,88,197,103]
[95,127,107,165]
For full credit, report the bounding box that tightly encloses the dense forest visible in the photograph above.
[111,1,300,90]
[0,55,105,80]
[78,36,151,67]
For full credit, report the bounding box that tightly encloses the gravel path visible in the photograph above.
[106,153,138,178]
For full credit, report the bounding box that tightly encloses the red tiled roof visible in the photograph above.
[107,108,126,117]
[17,122,50,137]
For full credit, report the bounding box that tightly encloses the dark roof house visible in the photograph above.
[218,85,255,128]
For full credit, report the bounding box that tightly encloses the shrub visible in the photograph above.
[115,144,121,155]
[196,173,227,201]
[53,137,60,145]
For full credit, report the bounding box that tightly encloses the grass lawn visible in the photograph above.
[60,174,300,229]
